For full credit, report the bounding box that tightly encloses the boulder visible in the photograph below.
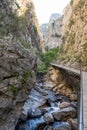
[59,102,71,109]
[20,88,47,120]
[44,122,71,130]
[68,118,78,130]
[41,107,59,114]
[28,108,42,118]
[44,113,54,124]
[70,94,77,101]
[18,117,45,130]
[52,107,76,121]
[71,101,77,108]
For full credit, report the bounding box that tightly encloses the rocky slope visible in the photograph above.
[44,15,62,50]
[0,0,43,129]
[58,0,87,70]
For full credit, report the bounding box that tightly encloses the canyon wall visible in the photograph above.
[0,0,43,129]
[42,14,62,50]
[58,0,87,70]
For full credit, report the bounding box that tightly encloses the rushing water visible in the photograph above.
[16,81,77,130]
[18,117,45,130]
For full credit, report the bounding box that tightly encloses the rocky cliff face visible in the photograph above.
[0,0,43,129]
[40,23,48,36]
[49,13,61,23]
[0,0,43,51]
[58,0,87,70]
[44,16,62,50]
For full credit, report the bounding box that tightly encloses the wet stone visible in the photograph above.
[52,107,76,121]
[44,113,54,124]
[28,108,42,118]
[44,122,71,130]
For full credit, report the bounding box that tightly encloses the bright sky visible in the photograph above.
[33,0,71,25]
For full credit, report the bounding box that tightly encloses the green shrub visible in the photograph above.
[37,47,59,73]
[70,0,73,5]
[33,25,38,33]
[19,38,31,49]
[82,42,87,66]
[52,20,55,27]
[62,31,69,43]
[68,19,75,28]
[69,32,75,44]
[22,69,33,84]
[10,85,18,97]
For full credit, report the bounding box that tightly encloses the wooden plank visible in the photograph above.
[83,72,87,130]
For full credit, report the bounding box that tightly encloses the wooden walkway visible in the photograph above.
[50,63,87,130]
[83,72,87,130]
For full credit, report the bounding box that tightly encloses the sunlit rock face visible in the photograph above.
[0,0,43,129]
[0,0,43,51]
[58,0,87,71]
[43,15,62,50]
[44,67,79,98]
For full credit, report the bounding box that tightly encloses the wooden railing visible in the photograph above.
[78,62,83,130]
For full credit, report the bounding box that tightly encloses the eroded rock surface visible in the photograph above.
[0,41,37,130]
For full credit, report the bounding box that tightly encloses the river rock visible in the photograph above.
[46,90,57,106]
[71,101,77,108]
[56,94,71,103]
[44,113,54,124]
[70,93,77,101]
[28,108,42,118]
[52,107,76,121]
[59,102,71,109]
[20,88,47,120]
[18,117,45,130]
[41,107,60,114]
[34,85,48,96]
[68,118,78,130]
[44,122,71,130]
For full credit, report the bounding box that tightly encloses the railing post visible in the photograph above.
[78,59,83,130]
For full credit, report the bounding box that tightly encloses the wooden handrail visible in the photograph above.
[78,61,83,130]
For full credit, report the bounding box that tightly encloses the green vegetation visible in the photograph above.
[52,20,55,27]
[12,69,19,76]
[19,38,31,49]
[33,25,38,33]
[0,12,19,35]
[22,69,33,84]
[70,0,73,5]
[37,47,59,73]
[82,42,87,66]
[10,85,18,97]
[74,0,85,13]
[68,19,75,28]
[14,0,20,8]
[69,32,75,44]
[0,1,33,36]
[62,31,69,43]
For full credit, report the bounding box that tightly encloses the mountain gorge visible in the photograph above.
[42,0,87,71]
[0,0,87,129]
